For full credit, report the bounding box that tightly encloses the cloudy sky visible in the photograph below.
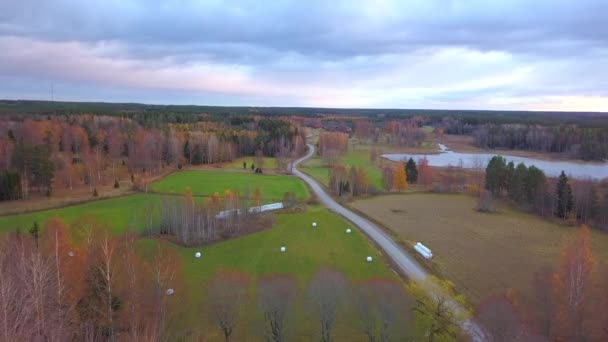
[1,0,607,111]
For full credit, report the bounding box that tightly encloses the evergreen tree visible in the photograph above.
[183,140,190,161]
[555,171,573,219]
[485,156,507,196]
[525,166,546,207]
[29,221,40,248]
[508,162,528,204]
[405,158,418,184]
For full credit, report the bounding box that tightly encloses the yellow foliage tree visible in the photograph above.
[392,162,408,191]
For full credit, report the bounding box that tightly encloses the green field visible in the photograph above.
[301,150,383,189]
[0,194,158,234]
[151,170,310,202]
[0,192,403,340]
[223,156,278,170]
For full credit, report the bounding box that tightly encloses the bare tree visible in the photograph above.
[307,269,348,342]
[474,294,526,342]
[258,275,297,342]
[354,279,412,341]
[207,270,250,342]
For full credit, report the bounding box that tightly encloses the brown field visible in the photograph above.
[350,193,608,305]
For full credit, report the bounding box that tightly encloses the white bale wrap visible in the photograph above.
[414,242,433,259]
[280,246,286,253]
[366,256,373,262]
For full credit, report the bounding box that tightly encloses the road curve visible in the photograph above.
[292,144,486,342]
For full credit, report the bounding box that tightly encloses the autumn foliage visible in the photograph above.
[392,162,407,192]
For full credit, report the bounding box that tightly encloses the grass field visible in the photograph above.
[351,193,608,305]
[301,150,383,189]
[223,156,278,170]
[151,170,310,202]
[0,194,158,234]
[0,191,402,340]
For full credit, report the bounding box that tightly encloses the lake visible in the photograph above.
[382,144,608,179]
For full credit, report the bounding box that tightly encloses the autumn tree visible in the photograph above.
[474,293,526,342]
[307,269,348,342]
[354,279,412,341]
[207,270,250,342]
[417,157,434,189]
[381,166,393,191]
[258,275,297,342]
[554,225,594,341]
[409,277,468,342]
[392,162,407,192]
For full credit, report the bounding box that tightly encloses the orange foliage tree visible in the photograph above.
[553,225,594,341]
[392,162,407,192]
[418,157,434,189]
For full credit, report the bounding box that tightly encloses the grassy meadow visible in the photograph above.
[151,170,310,202]
[300,150,383,189]
[351,193,608,305]
[0,168,410,340]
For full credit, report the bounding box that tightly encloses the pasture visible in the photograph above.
[351,193,608,304]
[151,170,310,202]
[0,191,405,340]
[301,150,383,189]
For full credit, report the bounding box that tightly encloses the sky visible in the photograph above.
[1,0,607,111]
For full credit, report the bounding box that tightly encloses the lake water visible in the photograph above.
[382,144,608,180]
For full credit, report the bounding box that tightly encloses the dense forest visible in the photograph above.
[0,113,305,200]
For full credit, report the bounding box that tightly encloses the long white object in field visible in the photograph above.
[414,242,433,259]
[248,202,284,214]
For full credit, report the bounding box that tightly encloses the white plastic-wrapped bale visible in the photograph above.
[280,246,286,253]
[345,229,352,234]
[366,256,373,262]
[414,242,433,259]
[312,222,317,227]
[195,252,202,258]
[166,288,175,295]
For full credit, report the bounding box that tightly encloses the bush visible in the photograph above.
[93,188,99,197]
[177,163,183,170]
[114,179,119,188]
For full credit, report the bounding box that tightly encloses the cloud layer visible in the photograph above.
[1,0,607,110]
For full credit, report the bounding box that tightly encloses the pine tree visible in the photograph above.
[405,158,418,184]
[485,156,507,196]
[555,171,573,219]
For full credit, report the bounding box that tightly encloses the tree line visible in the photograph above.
[0,115,306,201]
[473,124,608,161]
[483,156,608,230]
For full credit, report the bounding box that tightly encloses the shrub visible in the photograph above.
[114,179,119,188]
[93,188,99,197]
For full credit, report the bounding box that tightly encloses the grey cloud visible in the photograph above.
[1,0,607,63]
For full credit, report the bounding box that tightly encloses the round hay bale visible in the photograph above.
[195,252,202,258]
[312,222,317,227]
[346,229,352,234]
[366,256,373,262]
[280,246,286,253]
